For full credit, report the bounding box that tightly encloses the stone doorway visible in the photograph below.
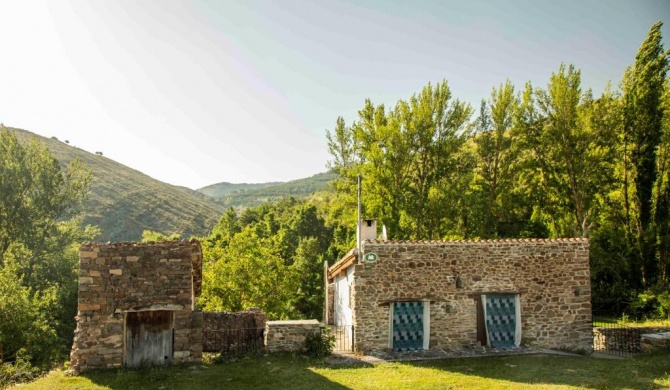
[124,310,174,368]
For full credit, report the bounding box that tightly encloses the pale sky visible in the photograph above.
[1,1,668,189]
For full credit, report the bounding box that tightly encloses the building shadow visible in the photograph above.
[82,357,354,390]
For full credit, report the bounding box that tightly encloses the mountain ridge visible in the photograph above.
[7,127,333,241]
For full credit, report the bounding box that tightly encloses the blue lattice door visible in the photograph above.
[483,294,519,349]
[392,301,424,351]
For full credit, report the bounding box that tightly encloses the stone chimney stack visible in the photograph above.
[359,219,377,244]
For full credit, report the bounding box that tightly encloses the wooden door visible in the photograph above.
[124,311,174,368]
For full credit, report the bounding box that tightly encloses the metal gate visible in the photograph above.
[592,319,641,357]
[392,301,424,351]
[329,325,354,352]
[202,328,265,355]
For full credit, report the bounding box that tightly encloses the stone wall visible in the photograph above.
[70,240,203,373]
[264,320,321,353]
[353,239,592,353]
[593,326,670,354]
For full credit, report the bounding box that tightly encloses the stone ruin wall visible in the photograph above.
[264,320,322,353]
[70,240,203,373]
[353,239,592,354]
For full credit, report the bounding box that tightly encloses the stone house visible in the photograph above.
[327,220,592,354]
[70,241,203,373]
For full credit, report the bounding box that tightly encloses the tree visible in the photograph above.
[200,227,296,319]
[291,237,325,319]
[0,130,91,262]
[472,80,519,237]
[622,21,669,286]
[329,81,473,240]
[0,130,95,371]
[140,230,181,242]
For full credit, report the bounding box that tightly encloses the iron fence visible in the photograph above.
[329,325,354,352]
[203,328,265,356]
[592,315,641,357]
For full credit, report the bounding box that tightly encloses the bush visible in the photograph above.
[0,350,43,388]
[628,285,670,320]
[304,327,335,358]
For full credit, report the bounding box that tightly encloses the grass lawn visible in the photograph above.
[592,316,670,328]
[10,352,670,390]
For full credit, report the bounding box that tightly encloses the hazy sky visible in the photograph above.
[1,1,669,189]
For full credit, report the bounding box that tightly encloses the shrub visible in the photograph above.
[304,327,335,358]
[628,285,670,320]
[0,350,43,388]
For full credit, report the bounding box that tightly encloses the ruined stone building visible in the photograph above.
[70,241,203,373]
[327,220,592,354]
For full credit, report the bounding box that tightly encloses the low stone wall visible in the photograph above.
[265,320,321,353]
[641,330,670,351]
[202,309,267,353]
[593,326,670,354]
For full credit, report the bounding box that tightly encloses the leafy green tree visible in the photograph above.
[291,237,325,319]
[0,130,95,372]
[622,21,669,286]
[200,227,297,319]
[328,80,473,240]
[0,130,91,262]
[140,230,181,242]
[472,80,519,237]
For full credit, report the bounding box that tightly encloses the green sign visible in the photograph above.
[364,252,378,263]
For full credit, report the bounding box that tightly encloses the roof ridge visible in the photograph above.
[363,238,588,244]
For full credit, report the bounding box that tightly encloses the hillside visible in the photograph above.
[199,172,336,208]
[10,127,226,242]
[198,181,282,198]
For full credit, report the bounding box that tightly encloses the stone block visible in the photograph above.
[77,303,101,311]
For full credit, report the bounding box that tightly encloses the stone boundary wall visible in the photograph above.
[264,320,321,353]
[70,241,203,373]
[353,239,592,354]
[593,327,670,353]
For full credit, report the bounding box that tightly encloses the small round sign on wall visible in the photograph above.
[364,252,378,264]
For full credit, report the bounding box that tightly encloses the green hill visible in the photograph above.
[10,127,227,242]
[198,181,282,198]
[199,172,336,208]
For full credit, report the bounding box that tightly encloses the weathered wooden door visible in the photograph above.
[392,301,424,351]
[124,311,174,368]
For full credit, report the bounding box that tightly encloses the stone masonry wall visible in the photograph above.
[353,239,591,354]
[70,240,203,373]
[265,320,321,353]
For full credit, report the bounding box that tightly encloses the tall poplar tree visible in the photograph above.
[623,21,669,286]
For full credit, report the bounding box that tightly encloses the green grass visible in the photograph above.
[11,352,670,390]
[592,315,670,328]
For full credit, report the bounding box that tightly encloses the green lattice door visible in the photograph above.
[392,301,424,351]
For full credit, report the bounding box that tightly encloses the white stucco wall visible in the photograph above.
[333,266,354,326]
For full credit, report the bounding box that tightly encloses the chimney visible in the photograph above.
[358,219,377,244]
